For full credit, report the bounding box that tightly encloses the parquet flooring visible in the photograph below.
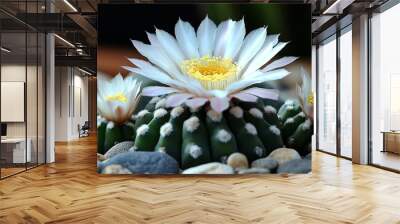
[1,135,400,223]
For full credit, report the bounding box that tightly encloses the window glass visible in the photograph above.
[371,3,400,171]
[317,37,337,154]
[340,29,352,158]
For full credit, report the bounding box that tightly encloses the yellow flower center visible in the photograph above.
[106,92,127,103]
[307,92,314,105]
[181,56,238,90]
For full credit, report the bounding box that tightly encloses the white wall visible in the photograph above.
[54,67,89,141]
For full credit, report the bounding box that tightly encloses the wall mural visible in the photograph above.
[97,4,313,175]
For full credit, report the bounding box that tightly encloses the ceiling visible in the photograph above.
[0,0,391,72]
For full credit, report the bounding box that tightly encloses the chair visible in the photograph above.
[78,121,90,138]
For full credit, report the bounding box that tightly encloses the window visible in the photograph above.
[339,28,352,158]
[0,1,47,179]
[370,3,400,171]
[317,36,337,154]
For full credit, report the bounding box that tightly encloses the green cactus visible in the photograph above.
[134,109,153,131]
[101,96,313,170]
[277,99,313,156]
[245,108,284,155]
[97,118,107,154]
[134,108,170,151]
[206,110,238,162]
[144,96,162,112]
[104,121,125,153]
[181,116,211,169]
[281,111,306,142]
[155,106,190,162]
[97,118,137,154]
[122,121,136,142]
[237,98,265,112]
[277,100,302,123]
[225,106,267,162]
[155,122,181,162]
[286,119,313,156]
[263,105,282,128]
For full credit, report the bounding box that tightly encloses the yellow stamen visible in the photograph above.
[181,56,238,90]
[106,92,127,103]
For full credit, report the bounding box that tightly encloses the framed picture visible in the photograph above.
[97,4,312,175]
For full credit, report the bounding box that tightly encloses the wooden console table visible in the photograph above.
[382,131,400,154]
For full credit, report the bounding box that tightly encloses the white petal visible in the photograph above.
[208,89,228,98]
[231,92,258,102]
[210,97,230,112]
[124,65,204,97]
[298,67,312,111]
[226,69,290,93]
[147,32,161,47]
[241,87,279,100]
[155,29,186,64]
[124,61,174,86]
[142,86,179,96]
[227,18,246,59]
[226,70,263,93]
[97,72,111,96]
[125,58,186,88]
[213,19,236,58]
[236,27,267,69]
[111,74,124,91]
[241,35,282,78]
[197,16,217,56]
[185,97,209,109]
[165,93,193,108]
[301,67,311,99]
[261,56,298,72]
[175,18,199,59]
[97,96,110,119]
[245,68,291,82]
[182,77,208,96]
[97,74,141,124]
[131,39,193,84]
[131,39,182,76]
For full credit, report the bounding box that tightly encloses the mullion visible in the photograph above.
[0,22,2,179]
[25,0,28,172]
[36,0,39,168]
[336,30,341,157]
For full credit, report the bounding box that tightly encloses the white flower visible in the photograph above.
[97,72,141,124]
[296,67,313,119]
[124,16,297,112]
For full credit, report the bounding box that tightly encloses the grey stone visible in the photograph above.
[104,141,134,159]
[237,168,270,174]
[182,162,235,174]
[102,164,133,174]
[251,158,279,170]
[277,159,311,174]
[267,148,301,166]
[227,152,249,170]
[99,151,179,174]
[97,153,106,161]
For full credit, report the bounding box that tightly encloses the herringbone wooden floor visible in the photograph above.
[1,136,400,224]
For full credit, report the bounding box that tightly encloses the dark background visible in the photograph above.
[98,4,311,75]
